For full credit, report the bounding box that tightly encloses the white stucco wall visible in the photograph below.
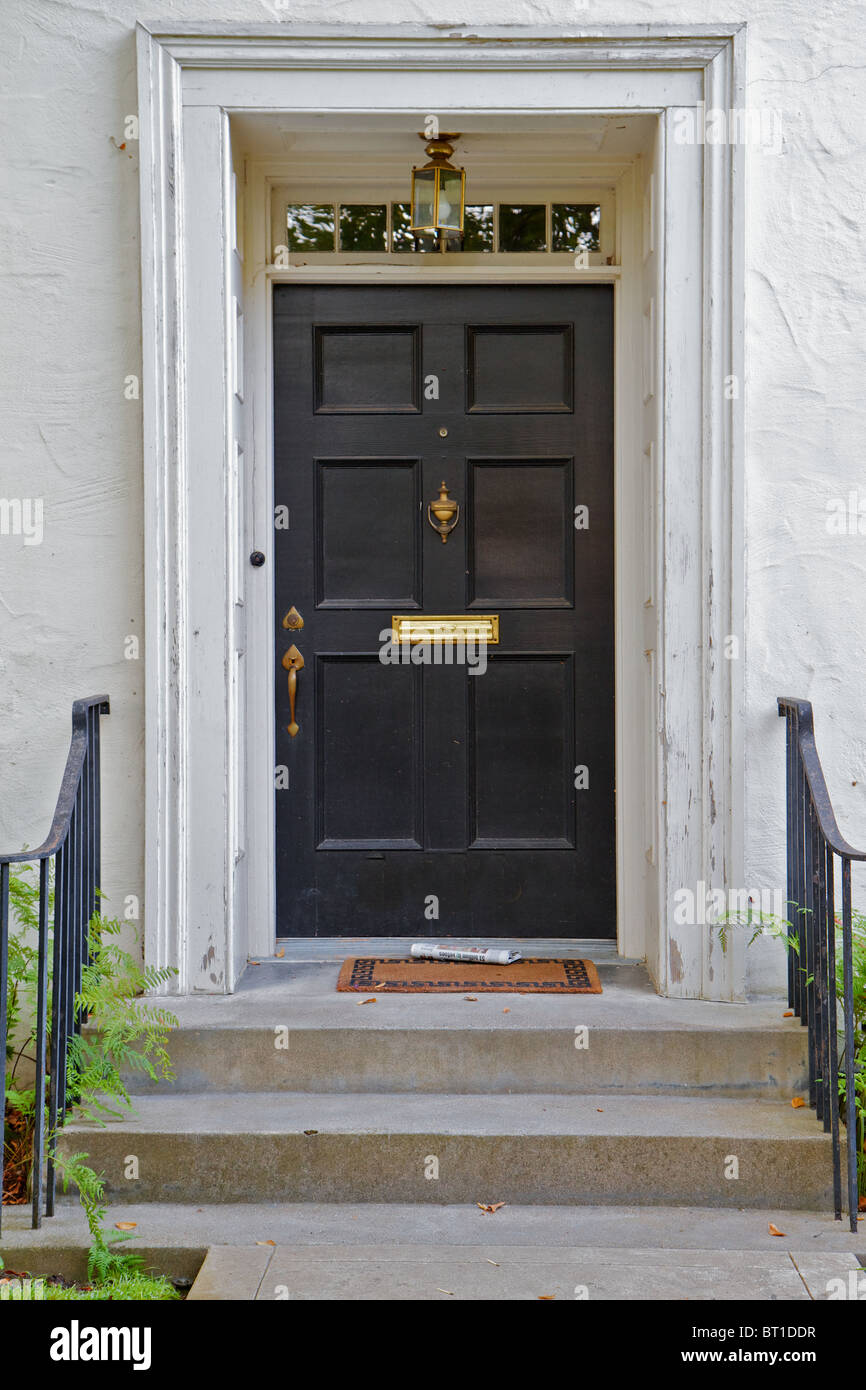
[2,1,865,993]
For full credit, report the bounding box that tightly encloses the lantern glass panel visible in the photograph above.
[412,169,437,230]
[437,169,464,231]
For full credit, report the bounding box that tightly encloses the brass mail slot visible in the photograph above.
[390,614,499,644]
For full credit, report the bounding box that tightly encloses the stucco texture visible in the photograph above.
[1,2,865,990]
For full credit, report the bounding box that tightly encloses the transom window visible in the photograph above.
[286,201,601,256]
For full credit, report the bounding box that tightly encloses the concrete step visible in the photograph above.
[124,1022,808,1098]
[123,961,809,1100]
[57,1091,837,1209]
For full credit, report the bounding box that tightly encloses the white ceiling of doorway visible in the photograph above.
[231,111,657,189]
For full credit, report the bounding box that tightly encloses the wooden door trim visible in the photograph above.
[137,24,744,998]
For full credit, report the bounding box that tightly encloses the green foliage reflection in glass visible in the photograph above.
[288,201,600,255]
[391,202,433,252]
[552,204,601,253]
[286,204,336,251]
[462,206,494,252]
[392,202,492,253]
[499,204,546,252]
[339,204,388,252]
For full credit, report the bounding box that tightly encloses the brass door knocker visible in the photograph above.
[427,481,460,543]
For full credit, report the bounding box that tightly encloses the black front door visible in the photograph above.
[273,283,614,938]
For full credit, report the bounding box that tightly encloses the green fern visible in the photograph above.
[65,916,177,1123]
[718,901,865,1193]
[4,873,178,1284]
[53,1149,143,1283]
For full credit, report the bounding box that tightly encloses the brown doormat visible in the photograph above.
[336,956,602,994]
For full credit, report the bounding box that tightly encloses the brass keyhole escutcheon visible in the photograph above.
[438,427,448,438]
[427,480,460,544]
[282,605,304,630]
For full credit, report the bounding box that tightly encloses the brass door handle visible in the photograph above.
[282,644,304,737]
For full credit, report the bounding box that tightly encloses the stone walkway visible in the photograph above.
[189,1241,864,1301]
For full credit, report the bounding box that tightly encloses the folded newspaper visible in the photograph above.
[410,943,522,966]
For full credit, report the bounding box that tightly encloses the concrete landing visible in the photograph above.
[4,1202,863,1297]
[156,957,794,1032]
[5,1199,863,1253]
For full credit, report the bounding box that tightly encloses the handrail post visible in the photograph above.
[841,858,860,1234]
[31,858,50,1228]
[825,849,843,1221]
[784,707,796,1009]
[0,862,9,1236]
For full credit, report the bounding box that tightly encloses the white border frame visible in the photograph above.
[137,24,745,999]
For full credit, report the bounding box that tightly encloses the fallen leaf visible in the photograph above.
[464,995,478,1002]
[303,1129,318,1136]
[503,1007,510,1014]
[249,960,261,966]
[768,1223,786,1237]
[486,1259,500,1266]
[436,1288,454,1296]
[791,1097,806,1108]
[477,1201,506,1214]
[114,1221,137,1231]
[783,1010,794,1018]
[256,1240,276,1246]
[275,948,285,959]
[597,1108,604,1113]
[357,997,377,1005]
[538,1295,556,1300]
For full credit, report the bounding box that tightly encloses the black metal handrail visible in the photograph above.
[778,697,863,1232]
[0,695,109,1231]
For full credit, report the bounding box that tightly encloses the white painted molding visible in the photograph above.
[137,29,188,992]
[136,23,745,998]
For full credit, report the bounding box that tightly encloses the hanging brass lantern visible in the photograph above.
[410,133,466,247]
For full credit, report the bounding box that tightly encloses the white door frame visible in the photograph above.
[137,24,745,999]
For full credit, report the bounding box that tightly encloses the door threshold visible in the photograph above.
[268,937,631,964]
